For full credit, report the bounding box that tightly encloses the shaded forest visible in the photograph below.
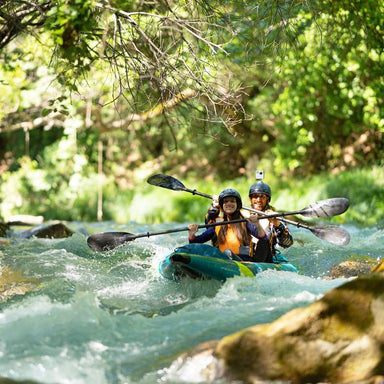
[0,0,383,222]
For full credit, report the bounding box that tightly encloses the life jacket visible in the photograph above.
[214,218,242,255]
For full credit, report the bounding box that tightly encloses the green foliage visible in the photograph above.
[271,166,384,226]
[1,0,383,227]
[1,148,382,225]
[270,6,384,174]
[44,0,98,86]
[117,166,384,226]
[0,140,106,222]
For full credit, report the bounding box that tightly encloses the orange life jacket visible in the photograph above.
[215,223,242,254]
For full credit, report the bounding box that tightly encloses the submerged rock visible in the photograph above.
[328,259,378,278]
[0,267,41,301]
[178,271,384,383]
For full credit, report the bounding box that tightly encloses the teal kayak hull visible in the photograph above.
[159,243,298,282]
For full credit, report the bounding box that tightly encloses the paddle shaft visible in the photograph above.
[148,174,349,219]
[243,205,312,230]
[87,219,252,251]
[180,185,343,233]
[130,218,247,240]
[182,189,350,244]
[180,187,301,223]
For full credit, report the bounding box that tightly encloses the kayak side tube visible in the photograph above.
[159,250,298,282]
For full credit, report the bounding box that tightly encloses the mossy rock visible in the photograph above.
[213,273,384,383]
[177,271,384,383]
[328,259,378,278]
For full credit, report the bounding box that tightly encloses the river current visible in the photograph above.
[0,221,382,383]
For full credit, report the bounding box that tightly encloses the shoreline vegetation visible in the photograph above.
[1,165,383,227]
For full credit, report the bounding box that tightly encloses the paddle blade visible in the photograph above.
[87,232,136,251]
[310,226,351,246]
[147,174,186,191]
[301,198,350,217]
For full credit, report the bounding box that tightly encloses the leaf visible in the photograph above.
[42,108,51,117]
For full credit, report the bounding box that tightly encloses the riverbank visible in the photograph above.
[1,166,383,226]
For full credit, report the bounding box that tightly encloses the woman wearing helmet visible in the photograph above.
[248,181,293,262]
[188,188,267,257]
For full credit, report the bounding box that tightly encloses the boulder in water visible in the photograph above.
[21,222,74,239]
[177,271,384,383]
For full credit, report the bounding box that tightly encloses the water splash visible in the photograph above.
[0,222,380,383]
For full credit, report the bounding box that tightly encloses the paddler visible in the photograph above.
[204,180,293,263]
[187,188,267,260]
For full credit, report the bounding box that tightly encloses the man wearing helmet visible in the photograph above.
[204,182,293,263]
[188,188,267,257]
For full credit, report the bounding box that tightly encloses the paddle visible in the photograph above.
[147,174,351,245]
[87,219,247,251]
[147,174,350,218]
[240,205,350,245]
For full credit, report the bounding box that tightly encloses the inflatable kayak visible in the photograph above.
[159,243,298,281]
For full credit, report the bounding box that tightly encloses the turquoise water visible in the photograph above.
[0,222,382,383]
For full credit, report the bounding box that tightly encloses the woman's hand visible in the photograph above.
[188,224,198,239]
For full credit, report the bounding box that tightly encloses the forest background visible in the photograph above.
[0,0,383,227]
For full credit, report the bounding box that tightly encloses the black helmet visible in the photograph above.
[248,182,272,202]
[218,188,242,210]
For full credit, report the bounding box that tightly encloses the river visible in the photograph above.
[0,221,382,383]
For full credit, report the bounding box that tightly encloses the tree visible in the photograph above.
[1,0,318,130]
[1,0,382,179]
[271,0,384,174]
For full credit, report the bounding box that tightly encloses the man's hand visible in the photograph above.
[212,194,219,209]
[265,209,280,227]
[247,214,260,225]
[248,214,266,237]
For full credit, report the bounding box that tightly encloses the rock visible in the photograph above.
[328,259,378,279]
[372,259,384,273]
[179,271,384,383]
[0,377,42,383]
[214,272,384,383]
[21,222,74,239]
[0,267,40,301]
[0,222,10,237]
